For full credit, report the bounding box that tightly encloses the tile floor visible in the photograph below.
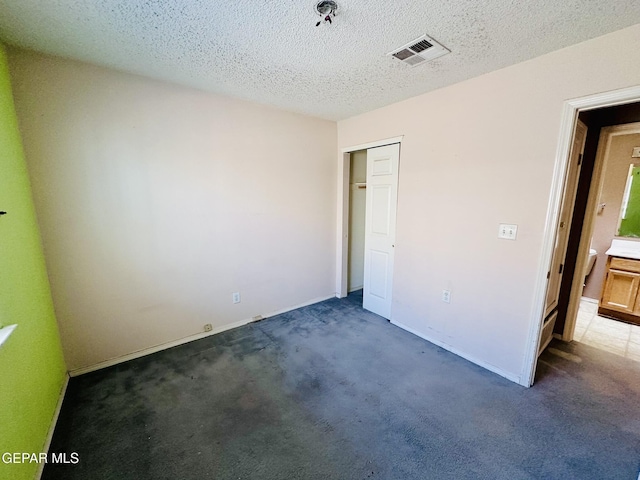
[574,297,640,362]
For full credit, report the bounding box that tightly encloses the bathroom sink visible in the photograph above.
[605,239,640,260]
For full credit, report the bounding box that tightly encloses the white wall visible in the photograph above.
[9,48,337,372]
[338,24,640,382]
[348,150,366,291]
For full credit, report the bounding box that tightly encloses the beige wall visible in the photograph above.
[585,130,640,299]
[348,150,366,291]
[338,24,640,382]
[9,48,337,371]
[8,23,640,381]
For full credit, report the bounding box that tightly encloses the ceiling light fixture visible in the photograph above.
[315,1,337,27]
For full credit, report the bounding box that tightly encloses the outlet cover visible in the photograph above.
[204,323,213,332]
[232,292,241,304]
[498,224,518,240]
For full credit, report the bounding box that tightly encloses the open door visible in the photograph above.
[363,143,400,319]
[539,120,587,355]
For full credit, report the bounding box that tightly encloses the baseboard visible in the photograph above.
[390,320,523,386]
[260,294,335,318]
[69,294,335,377]
[36,373,69,480]
[68,318,256,377]
[581,296,599,304]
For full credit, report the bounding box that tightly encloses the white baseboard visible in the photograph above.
[390,320,523,386]
[580,296,599,304]
[36,373,69,480]
[69,294,335,377]
[261,294,335,318]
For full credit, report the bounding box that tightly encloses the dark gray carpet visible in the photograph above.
[44,291,640,479]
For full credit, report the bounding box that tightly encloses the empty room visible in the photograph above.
[1,1,640,479]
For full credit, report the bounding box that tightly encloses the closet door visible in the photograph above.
[363,143,399,320]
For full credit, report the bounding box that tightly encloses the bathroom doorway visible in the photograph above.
[546,104,640,358]
[523,88,640,386]
[560,119,640,362]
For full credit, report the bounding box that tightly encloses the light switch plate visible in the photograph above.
[498,224,518,240]
[442,290,451,303]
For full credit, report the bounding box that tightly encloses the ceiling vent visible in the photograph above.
[388,35,450,67]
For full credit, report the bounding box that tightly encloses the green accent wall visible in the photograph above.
[618,166,640,238]
[0,44,67,480]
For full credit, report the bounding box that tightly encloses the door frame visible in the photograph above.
[562,122,640,341]
[336,136,403,298]
[522,85,640,387]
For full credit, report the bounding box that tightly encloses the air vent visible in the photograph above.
[388,34,449,67]
[409,39,433,53]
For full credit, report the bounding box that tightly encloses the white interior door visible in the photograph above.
[544,120,588,318]
[538,120,587,356]
[363,143,400,319]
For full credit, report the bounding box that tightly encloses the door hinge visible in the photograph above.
[560,221,565,228]
[578,153,583,166]
[559,263,564,274]
[547,271,551,279]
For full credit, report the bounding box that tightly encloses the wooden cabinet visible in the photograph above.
[599,256,640,325]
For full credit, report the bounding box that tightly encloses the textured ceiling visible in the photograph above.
[1,1,640,120]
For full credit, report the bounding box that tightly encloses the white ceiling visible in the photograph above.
[1,1,640,121]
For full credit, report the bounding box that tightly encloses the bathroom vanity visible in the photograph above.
[599,240,640,326]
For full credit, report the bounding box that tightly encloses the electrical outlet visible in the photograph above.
[442,290,451,303]
[232,292,241,304]
[203,323,212,332]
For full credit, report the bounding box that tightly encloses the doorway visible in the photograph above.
[524,86,640,386]
[337,136,403,320]
[559,119,640,360]
[347,150,367,294]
